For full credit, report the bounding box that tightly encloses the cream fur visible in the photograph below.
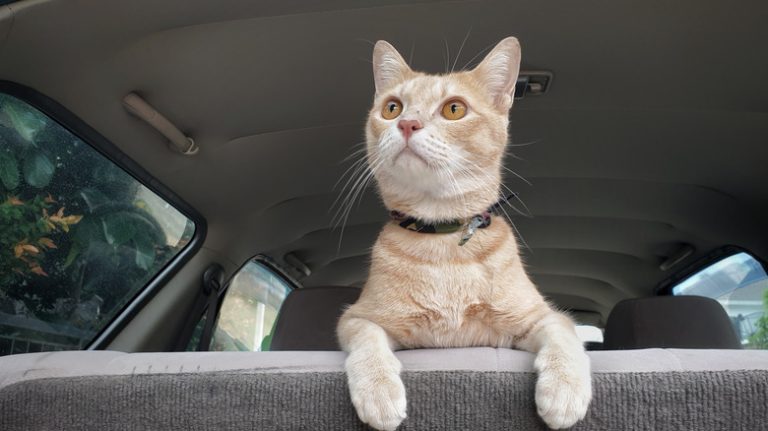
[338,37,591,430]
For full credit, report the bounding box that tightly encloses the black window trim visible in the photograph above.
[656,245,768,296]
[252,254,302,291]
[0,80,208,350]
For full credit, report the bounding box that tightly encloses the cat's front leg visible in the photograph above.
[338,315,407,431]
[518,311,592,429]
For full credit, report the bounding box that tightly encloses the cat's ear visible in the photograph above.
[472,37,522,110]
[372,40,412,94]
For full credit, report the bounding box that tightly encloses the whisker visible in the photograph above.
[332,155,369,197]
[331,171,367,226]
[507,139,541,148]
[331,160,365,205]
[443,38,450,73]
[460,40,496,70]
[356,38,376,46]
[451,26,473,72]
[498,183,533,218]
[449,153,533,219]
[500,165,532,186]
[335,156,385,252]
[497,202,532,253]
[331,150,381,223]
[340,146,369,163]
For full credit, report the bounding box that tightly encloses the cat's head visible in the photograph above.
[366,37,521,222]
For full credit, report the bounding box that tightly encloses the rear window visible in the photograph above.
[0,93,195,356]
[671,251,768,349]
[208,259,293,352]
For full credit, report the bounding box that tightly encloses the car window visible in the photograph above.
[671,252,768,349]
[207,259,293,352]
[575,325,603,344]
[0,93,195,356]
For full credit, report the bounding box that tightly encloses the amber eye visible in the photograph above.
[381,99,403,120]
[441,100,467,120]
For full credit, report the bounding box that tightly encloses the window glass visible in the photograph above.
[672,252,768,349]
[209,260,293,352]
[575,325,603,344]
[0,93,195,356]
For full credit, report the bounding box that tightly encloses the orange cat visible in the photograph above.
[337,37,591,430]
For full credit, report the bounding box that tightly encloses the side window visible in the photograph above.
[671,252,768,349]
[0,93,196,356]
[206,259,293,352]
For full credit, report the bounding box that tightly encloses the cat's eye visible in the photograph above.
[381,99,403,120]
[441,100,467,120]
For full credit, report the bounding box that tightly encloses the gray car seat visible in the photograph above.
[602,296,741,349]
[270,286,361,350]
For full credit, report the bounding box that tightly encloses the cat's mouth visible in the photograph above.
[395,146,430,166]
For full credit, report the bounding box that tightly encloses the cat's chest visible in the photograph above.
[370,221,521,347]
[388,267,503,347]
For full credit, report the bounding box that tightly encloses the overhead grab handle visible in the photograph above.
[122,92,199,156]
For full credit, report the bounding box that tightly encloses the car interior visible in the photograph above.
[1,0,767,430]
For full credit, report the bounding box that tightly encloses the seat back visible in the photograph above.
[269,286,361,351]
[602,296,741,349]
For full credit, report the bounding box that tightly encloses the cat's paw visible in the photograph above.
[534,350,592,429]
[348,368,407,430]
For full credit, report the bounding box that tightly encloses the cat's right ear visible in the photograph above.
[471,37,522,110]
[372,41,411,94]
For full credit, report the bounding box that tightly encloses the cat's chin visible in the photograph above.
[394,147,430,168]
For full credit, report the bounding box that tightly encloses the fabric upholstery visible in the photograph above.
[3,348,768,390]
[1,371,766,430]
[602,296,742,350]
[269,286,361,351]
[2,349,768,430]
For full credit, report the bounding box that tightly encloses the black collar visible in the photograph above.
[390,194,515,246]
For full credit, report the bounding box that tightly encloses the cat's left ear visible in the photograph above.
[471,37,522,110]
[372,40,412,94]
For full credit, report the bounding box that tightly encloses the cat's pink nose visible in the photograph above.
[398,119,423,140]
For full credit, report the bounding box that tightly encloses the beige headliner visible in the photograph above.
[2,0,767,326]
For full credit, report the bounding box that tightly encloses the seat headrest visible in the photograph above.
[269,286,361,351]
[602,296,741,350]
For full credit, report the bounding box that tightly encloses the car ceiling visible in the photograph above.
[1,0,767,326]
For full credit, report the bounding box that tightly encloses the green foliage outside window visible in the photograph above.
[747,290,768,349]
[0,93,194,354]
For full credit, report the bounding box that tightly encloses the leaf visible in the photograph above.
[2,97,47,143]
[102,214,135,246]
[6,196,23,206]
[79,188,110,212]
[61,214,83,225]
[0,151,19,190]
[23,152,55,188]
[37,237,56,249]
[30,265,48,277]
[102,212,159,247]
[134,236,155,271]
[21,244,40,255]
[62,242,80,269]
[73,217,104,248]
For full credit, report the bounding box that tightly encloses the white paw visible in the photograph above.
[534,352,592,429]
[348,369,407,430]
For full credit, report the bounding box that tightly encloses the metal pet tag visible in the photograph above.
[459,215,485,246]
